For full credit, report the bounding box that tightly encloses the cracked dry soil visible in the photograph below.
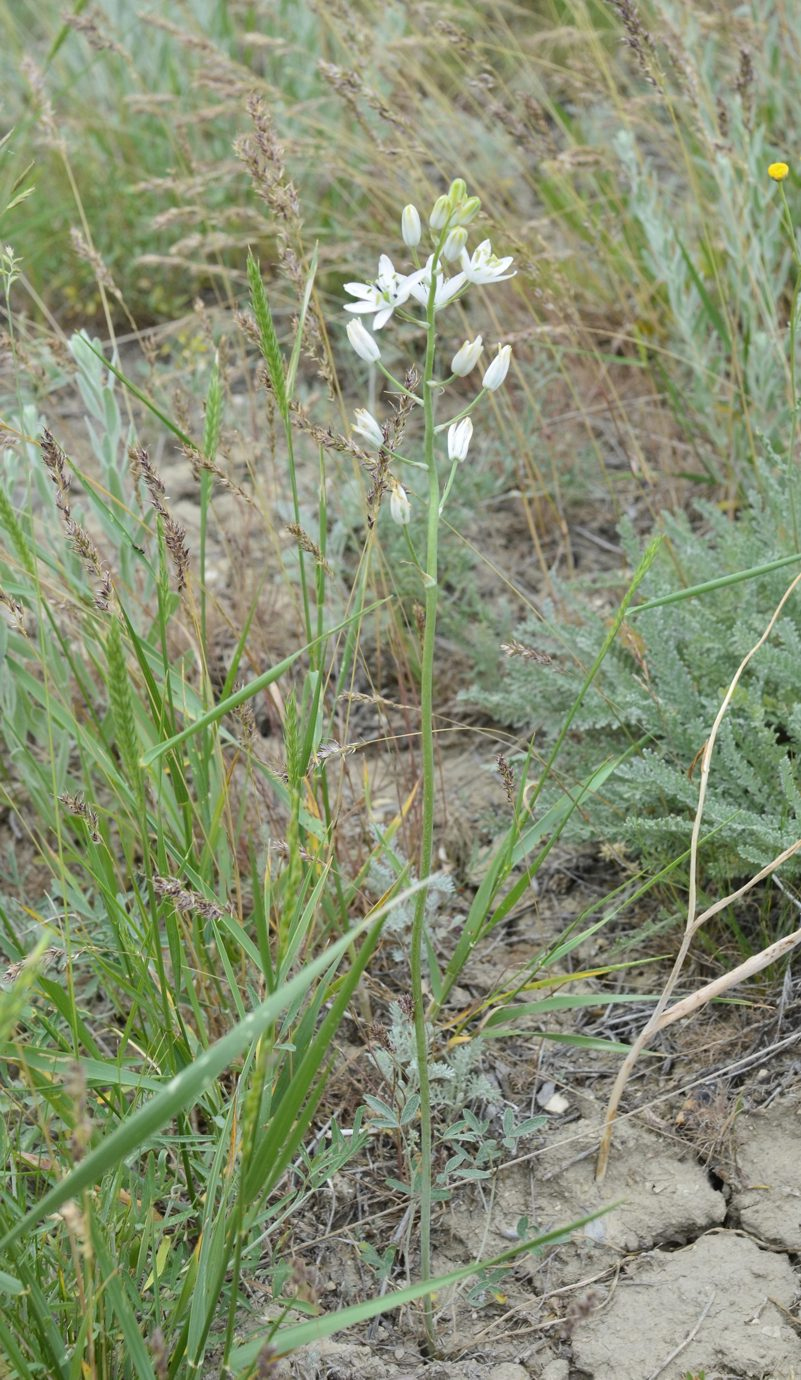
[283,1091,801,1380]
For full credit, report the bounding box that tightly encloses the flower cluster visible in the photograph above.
[344,179,515,523]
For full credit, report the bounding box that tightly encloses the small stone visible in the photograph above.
[536,1080,555,1107]
[541,1362,569,1380]
[487,1365,530,1380]
[535,1081,570,1114]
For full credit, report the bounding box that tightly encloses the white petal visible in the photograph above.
[482,344,511,390]
[347,319,381,363]
[344,280,377,299]
[353,409,385,447]
[435,272,466,307]
[389,484,411,524]
[447,416,473,461]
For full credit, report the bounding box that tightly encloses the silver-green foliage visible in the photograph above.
[471,457,801,883]
[365,1003,544,1201]
[368,1001,495,1113]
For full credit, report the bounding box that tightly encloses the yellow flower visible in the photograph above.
[769,161,790,181]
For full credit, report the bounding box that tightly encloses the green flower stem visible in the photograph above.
[376,362,424,403]
[434,389,485,432]
[369,445,427,471]
[402,524,424,574]
[285,422,313,652]
[410,243,443,1350]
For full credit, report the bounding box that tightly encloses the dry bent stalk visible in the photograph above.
[596,566,801,1182]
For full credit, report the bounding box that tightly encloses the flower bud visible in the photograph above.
[389,480,411,525]
[769,161,790,181]
[451,195,481,226]
[482,343,512,391]
[402,203,422,247]
[442,226,468,261]
[352,408,385,448]
[347,318,381,363]
[451,334,483,376]
[447,417,473,462]
[429,194,451,230]
[448,178,468,207]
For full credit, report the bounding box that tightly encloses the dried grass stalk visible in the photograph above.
[596,566,801,1181]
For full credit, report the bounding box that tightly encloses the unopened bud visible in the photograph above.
[451,335,483,376]
[482,343,512,391]
[346,318,381,363]
[442,226,468,261]
[451,195,481,226]
[447,417,474,462]
[448,178,468,206]
[389,480,411,525]
[352,408,385,448]
[429,194,451,230]
[402,204,422,247]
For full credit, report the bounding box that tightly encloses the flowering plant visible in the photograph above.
[344,178,515,532]
[342,178,516,1343]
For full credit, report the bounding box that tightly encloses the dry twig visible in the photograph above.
[646,1287,715,1379]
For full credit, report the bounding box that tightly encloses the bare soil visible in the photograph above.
[280,1082,801,1380]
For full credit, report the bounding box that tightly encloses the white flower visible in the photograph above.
[346,318,381,363]
[447,417,473,462]
[402,204,422,247]
[352,408,385,448]
[451,335,483,376]
[460,238,515,286]
[407,255,466,312]
[442,226,468,261]
[389,480,411,525]
[344,253,413,329]
[482,344,512,391]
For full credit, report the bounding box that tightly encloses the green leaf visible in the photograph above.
[90,1222,158,1379]
[0,1047,166,1093]
[0,917,376,1255]
[630,550,801,615]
